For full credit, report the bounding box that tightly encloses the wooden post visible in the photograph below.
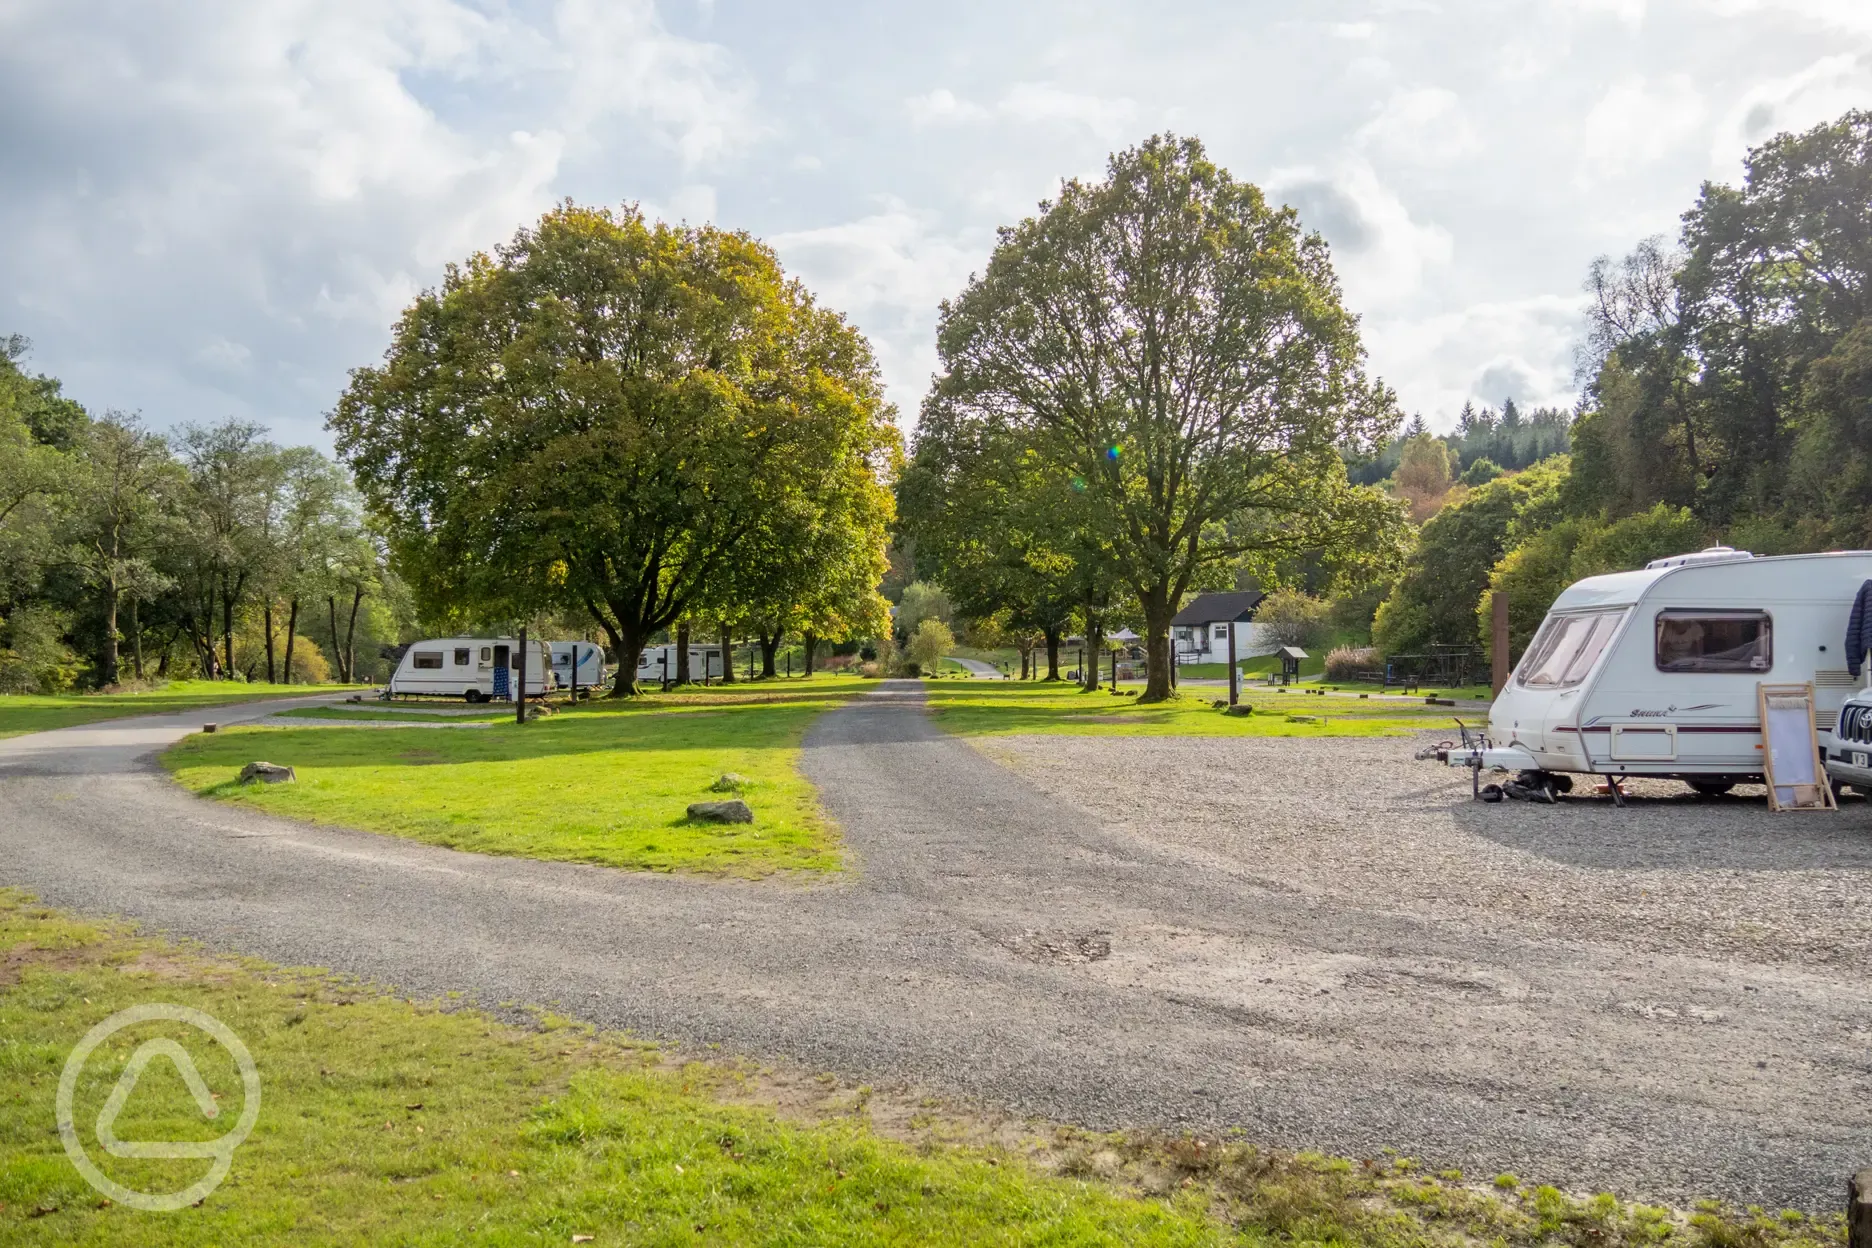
[1227,620,1239,707]
[1109,647,1117,691]
[1491,592,1510,695]
[516,627,528,724]
[569,644,578,703]
[1850,1169,1872,1248]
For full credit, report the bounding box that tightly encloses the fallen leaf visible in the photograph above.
[405,1103,423,1111]
[508,1170,520,1178]
[573,1237,595,1244]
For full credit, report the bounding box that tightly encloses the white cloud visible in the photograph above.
[1356,87,1480,166]
[907,83,1138,141]
[1332,21,1376,39]
[1365,295,1584,428]
[1270,162,1454,310]
[771,208,983,420]
[554,0,760,166]
[1578,74,1707,180]
[1712,53,1872,164]
[906,88,990,126]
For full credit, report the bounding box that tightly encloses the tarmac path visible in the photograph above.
[2,681,1865,1210]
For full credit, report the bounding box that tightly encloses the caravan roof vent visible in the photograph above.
[1644,546,1755,570]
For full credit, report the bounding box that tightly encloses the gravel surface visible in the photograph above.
[4,683,1869,1211]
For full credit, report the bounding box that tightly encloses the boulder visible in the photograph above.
[709,773,751,793]
[1225,704,1254,717]
[237,761,296,785]
[687,799,753,824]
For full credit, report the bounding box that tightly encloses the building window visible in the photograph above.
[454,648,471,665]
[413,651,444,670]
[1654,610,1772,673]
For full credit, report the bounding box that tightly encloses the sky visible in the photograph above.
[3,0,1870,451]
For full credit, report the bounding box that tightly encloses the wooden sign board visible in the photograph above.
[1757,682,1837,812]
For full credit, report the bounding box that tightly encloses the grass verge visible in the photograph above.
[160,678,873,877]
[925,680,1483,738]
[0,681,358,740]
[0,893,1843,1246]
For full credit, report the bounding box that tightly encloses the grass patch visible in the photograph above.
[925,680,1480,738]
[0,892,1845,1246]
[271,707,509,724]
[0,681,358,740]
[160,678,875,877]
[0,892,1225,1245]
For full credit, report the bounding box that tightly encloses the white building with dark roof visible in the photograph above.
[1171,591,1275,664]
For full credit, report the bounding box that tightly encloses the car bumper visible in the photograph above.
[1825,745,1872,789]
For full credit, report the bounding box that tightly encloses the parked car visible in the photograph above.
[1827,690,1872,795]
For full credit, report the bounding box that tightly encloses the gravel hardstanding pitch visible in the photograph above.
[4,683,1870,1211]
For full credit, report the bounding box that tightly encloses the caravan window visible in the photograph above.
[479,647,491,663]
[1518,609,1626,689]
[412,651,443,670]
[454,648,470,666]
[1654,610,1771,673]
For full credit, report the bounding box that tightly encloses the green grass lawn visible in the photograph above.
[0,893,1837,1247]
[161,678,874,877]
[0,681,358,740]
[925,680,1482,738]
[270,706,510,724]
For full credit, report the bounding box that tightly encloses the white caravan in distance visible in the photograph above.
[550,641,607,690]
[1433,548,1872,794]
[387,637,555,702]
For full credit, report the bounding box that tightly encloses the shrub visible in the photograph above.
[906,618,954,676]
[1460,457,1503,486]
[0,605,81,694]
[1255,590,1332,651]
[1324,645,1377,682]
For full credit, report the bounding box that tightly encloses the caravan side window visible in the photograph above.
[479,647,491,663]
[454,648,470,666]
[1654,610,1771,673]
[412,651,443,670]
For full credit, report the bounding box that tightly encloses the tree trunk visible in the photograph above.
[1140,596,1176,702]
[759,628,781,678]
[283,597,299,685]
[344,585,363,684]
[221,587,236,681]
[607,620,643,697]
[327,595,341,681]
[102,576,121,688]
[719,622,736,683]
[1043,626,1061,681]
[802,631,818,678]
[263,601,277,685]
[130,598,144,681]
[1082,618,1105,693]
[675,621,692,683]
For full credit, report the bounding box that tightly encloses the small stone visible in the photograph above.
[709,773,751,793]
[237,761,296,785]
[1285,714,1319,724]
[1225,704,1254,717]
[687,799,753,824]
[202,723,218,734]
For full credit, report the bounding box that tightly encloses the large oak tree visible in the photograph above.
[926,135,1402,700]
[332,203,898,694]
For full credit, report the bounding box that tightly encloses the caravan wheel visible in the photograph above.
[464,689,485,704]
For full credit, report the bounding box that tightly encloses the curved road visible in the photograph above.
[2,683,1864,1210]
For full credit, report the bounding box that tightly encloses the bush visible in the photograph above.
[1324,645,1377,682]
[0,605,81,694]
[1254,590,1332,651]
[906,618,954,676]
[1459,457,1503,486]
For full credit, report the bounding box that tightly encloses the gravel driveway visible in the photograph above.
[3,683,1869,1211]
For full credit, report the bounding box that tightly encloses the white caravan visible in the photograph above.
[634,644,725,684]
[1434,548,1872,794]
[387,637,554,702]
[550,641,607,691]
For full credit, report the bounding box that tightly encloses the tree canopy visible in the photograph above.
[332,202,898,694]
[914,134,1406,700]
